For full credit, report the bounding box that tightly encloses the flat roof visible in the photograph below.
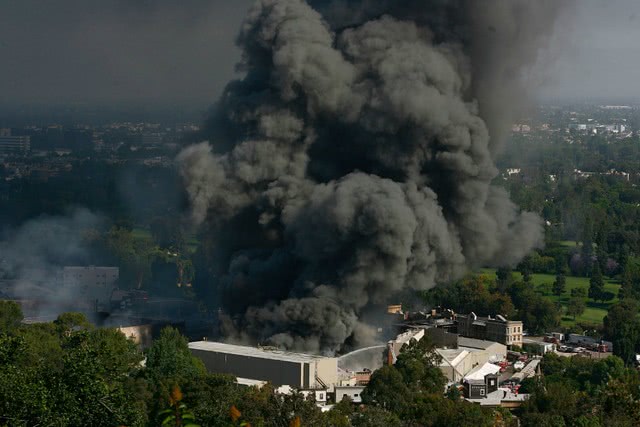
[189,341,335,364]
[236,377,267,387]
[466,388,528,406]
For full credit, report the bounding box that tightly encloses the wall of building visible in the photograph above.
[335,386,366,403]
[314,358,339,391]
[455,351,489,380]
[425,327,458,348]
[458,314,523,347]
[483,342,507,361]
[190,349,304,388]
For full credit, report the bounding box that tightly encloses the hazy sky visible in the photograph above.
[0,0,639,108]
[540,0,640,101]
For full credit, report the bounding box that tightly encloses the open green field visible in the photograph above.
[479,268,620,327]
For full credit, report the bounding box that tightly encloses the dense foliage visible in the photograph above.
[0,301,498,426]
[424,274,561,334]
[520,353,640,427]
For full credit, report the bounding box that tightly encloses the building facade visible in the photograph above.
[189,341,338,390]
[63,266,119,289]
[456,313,523,348]
[63,266,119,311]
[0,129,31,155]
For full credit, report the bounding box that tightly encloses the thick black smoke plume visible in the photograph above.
[179,0,565,353]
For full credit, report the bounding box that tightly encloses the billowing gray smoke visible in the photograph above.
[179,0,565,353]
[0,209,103,312]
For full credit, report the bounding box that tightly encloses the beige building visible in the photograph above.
[457,313,523,348]
[437,337,507,382]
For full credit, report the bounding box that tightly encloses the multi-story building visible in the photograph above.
[63,266,119,289]
[456,313,523,348]
[0,129,31,155]
[63,266,119,311]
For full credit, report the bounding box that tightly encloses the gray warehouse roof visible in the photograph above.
[189,341,335,364]
[458,337,503,350]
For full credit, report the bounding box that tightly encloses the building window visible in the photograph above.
[318,393,324,400]
[480,389,485,396]
[354,394,359,398]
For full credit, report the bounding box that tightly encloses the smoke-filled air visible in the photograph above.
[178,0,566,353]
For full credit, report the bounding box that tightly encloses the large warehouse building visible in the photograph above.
[189,341,338,390]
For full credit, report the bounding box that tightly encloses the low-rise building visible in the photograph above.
[463,363,500,399]
[335,385,366,403]
[189,341,338,391]
[436,337,507,382]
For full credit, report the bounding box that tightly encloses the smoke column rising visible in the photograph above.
[179,0,566,353]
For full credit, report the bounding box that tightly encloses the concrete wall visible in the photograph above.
[314,358,338,391]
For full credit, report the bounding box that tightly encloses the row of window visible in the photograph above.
[506,335,522,343]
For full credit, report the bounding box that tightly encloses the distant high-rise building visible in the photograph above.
[0,129,31,154]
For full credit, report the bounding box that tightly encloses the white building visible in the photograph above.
[335,385,366,403]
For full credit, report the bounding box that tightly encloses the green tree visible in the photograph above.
[571,287,587,299]
[496,267,514,292]
[552,273,566,296]
[105,226,160,288]
[350,406,401,427]
[54,312,93,335]
[361,365,409,414]
[519,297,561,335]
[604,300,640,365]
[567,297,586,320]
[0,300,23,333]
[145,327,206,384]
[589,262,605,302]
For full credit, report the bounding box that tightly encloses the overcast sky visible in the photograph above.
[0,0,639,109]
[540,0,640,101]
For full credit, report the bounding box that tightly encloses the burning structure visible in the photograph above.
[178,0,566,353]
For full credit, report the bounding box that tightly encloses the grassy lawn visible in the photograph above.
[558,240,579,248]
[131,227,152,240]
[132,227,199,254]
[479,268,619,327]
